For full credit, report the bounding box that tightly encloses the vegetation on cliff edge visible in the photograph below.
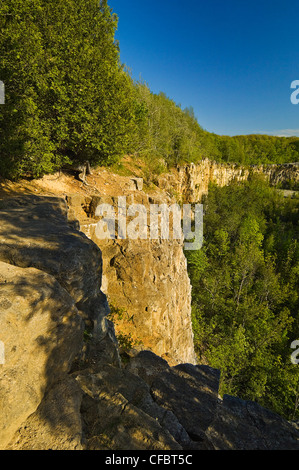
[1,0,299,180]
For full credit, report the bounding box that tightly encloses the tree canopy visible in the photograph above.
[186,177,299,419]
[1,0,299,180]
[0,0,137,178]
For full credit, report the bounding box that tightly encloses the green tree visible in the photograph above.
[186,178,299,419]
[0,0,137,178]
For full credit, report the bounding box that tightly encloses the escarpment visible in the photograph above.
[0,158,298,450]
[157,160,299,202]
[66,191,196,366]
[0,193,298,450]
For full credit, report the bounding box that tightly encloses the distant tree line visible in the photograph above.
[1,0,299,180]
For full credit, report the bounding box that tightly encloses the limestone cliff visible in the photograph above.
[0,160,299,450]
[157,159,299,202]
[66,191,196,366]
[0,194,298,450]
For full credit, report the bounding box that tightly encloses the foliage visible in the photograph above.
[186,177,299,419]
[1,1,299,180]
[0,0,137,178]
[130,81,299,169]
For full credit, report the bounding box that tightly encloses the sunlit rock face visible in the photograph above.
[157,160,299,202]
[68,192,197,367]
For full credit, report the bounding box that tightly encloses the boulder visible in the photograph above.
[206,395,299,450]
[6,377,83,450]
[151,363,221,443]
[75,367,182,450]
[0,195,107,332]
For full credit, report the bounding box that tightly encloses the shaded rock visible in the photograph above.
[75,363,191,449]
[151,363,221,443]
[206,395,299,450]
[72,319,121,372]
[0,261,84,449]
[6,377,83,450]
[125,350,170,386]
[75,368,182,450]
[0,195,106,331]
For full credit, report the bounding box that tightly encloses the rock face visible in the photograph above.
[0,195,108,331]
[157,160,250,202]
[0,194,298,450]
[258,162,299,188]
[0,195,116,449]
[156,160,299,202]
[67,192,197,366]
[0,261,84,449]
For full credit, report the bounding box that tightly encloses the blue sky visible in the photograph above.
[109,0,299,137]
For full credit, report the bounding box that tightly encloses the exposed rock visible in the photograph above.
[151,363,221,444]
[75,366,183,450]
[125,349,170,386]
[68,193,197,366]
[157,160,250,202]
[0,194,299,451]
[257,162,299,188]
[0,194,116,449]
[0,195,107,332]
[156,160,299,202]
[0,261,84,449]
[6,377,83,450]
[206,394,299,450]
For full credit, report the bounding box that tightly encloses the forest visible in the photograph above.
[0,0,298,420]
[1,0,299,180]
[186,177,299,420]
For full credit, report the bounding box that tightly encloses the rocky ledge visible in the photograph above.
[0,195,298,450]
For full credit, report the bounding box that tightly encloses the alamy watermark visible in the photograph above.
[93,197,203,251]
[0,81,4,104]
[291,340,299,365]
[290,80,299,105]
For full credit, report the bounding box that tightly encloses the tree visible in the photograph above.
[186,178,299,419]
[0,0,137,178]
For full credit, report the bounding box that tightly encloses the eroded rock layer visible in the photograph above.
[67,192,197,366]
[0,194,298,450]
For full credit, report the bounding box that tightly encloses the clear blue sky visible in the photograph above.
[108,0,299,137]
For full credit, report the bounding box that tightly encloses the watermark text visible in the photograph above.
[290,80,299,105]
[94,197,203,251]
[0,81,4,104]
[291,340,299,365]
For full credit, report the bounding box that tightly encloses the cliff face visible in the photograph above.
[256,162,299,187]
[157,159,299,202]
[67,191,196,366]
[157,160,249,202]
[0,194,298,450]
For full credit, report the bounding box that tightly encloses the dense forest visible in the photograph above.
[0,0,299,180]
[0,0,298,420]
[186,177,299,420]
